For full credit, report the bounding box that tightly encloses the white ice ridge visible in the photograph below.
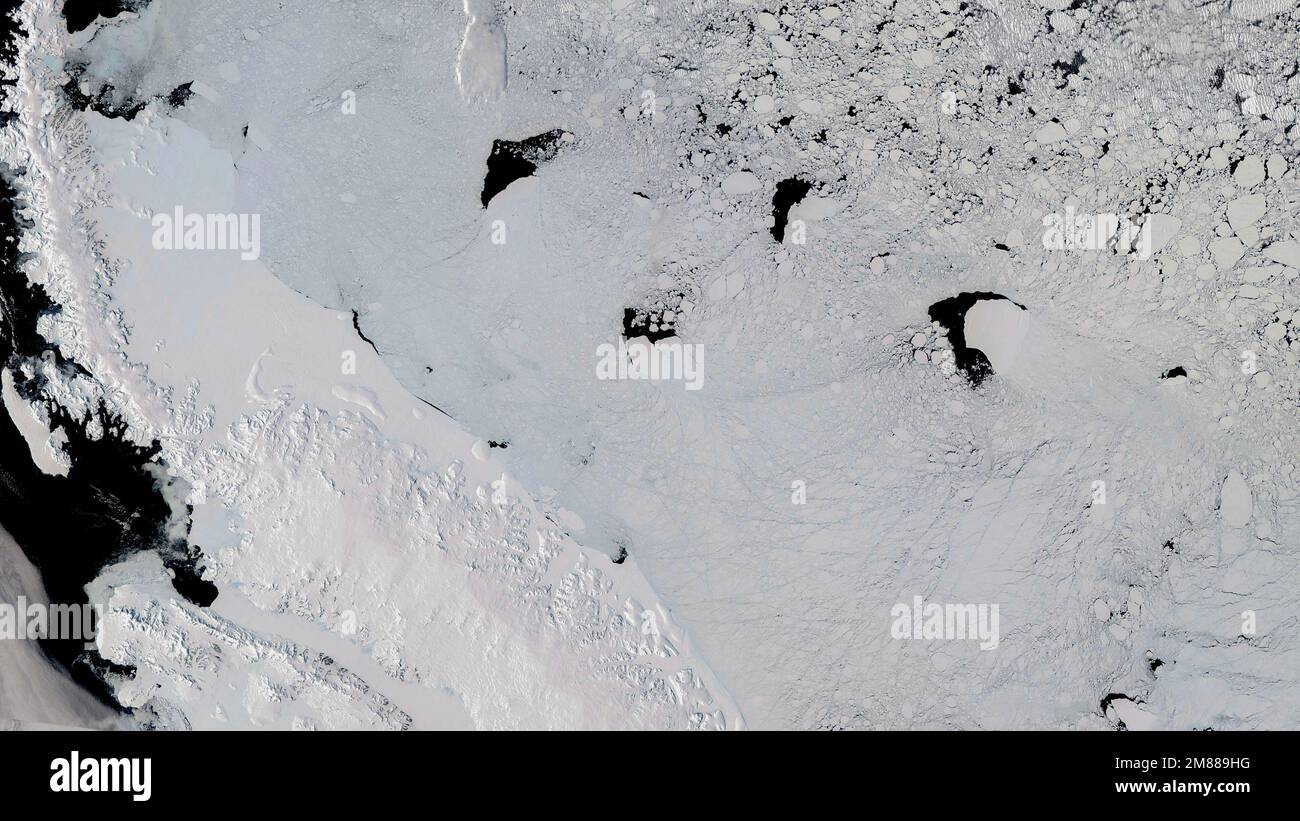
[455,0,507,102]
[0,0,740,730]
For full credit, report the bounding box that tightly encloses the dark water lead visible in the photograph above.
[770,177,812,243]
[61,57,194,121]
[623,289,687,344]
[61,0,145,34]
[480,129,569,207]
[927,292,1027,387]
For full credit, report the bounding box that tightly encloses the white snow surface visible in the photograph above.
[1,0,739,731]
[2,0,1300,730]
[963,299,1029,376]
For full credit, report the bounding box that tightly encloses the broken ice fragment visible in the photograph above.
[1209,236,1245,269]
[1263,240,1300,268]
[1233,155,1265,188]
[1220,470,1253,529]
[721,171,761,196]
[1226,194,1265,236]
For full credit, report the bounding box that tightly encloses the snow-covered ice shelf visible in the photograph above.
[2,0,1300,730]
